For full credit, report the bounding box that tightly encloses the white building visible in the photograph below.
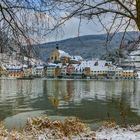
[128,43,140,78]
[70,56,83,64]
[72,60,125,79]
[32,65,44,77]
[46,63,57,77]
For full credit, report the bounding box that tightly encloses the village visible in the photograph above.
[0,44,139,80]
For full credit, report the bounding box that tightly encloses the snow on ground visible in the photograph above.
[1,117,140,140]
[96,125,140,140]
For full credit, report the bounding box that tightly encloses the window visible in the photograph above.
[94,61,98,66]
[105,63,108,66]
[55,56,57,60]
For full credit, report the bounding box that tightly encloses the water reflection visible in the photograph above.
[46,80,135,107]
[0,79,140,126]
[44,80,140,124]
[0,79,44,120]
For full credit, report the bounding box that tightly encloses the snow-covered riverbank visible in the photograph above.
[1,116,140,140]
[96,125,140,140]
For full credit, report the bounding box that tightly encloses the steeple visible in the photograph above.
[56,44,59,50]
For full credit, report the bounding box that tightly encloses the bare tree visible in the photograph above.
[47,0,140,44]
[1,0,140,54]
[51,0,140,29]
[0,0,59,56]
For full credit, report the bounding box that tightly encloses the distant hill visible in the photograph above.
[34,31,140,61]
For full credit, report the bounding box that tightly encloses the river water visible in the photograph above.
[0,79,140,129]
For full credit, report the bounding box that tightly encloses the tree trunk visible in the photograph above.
[136,0,140,31]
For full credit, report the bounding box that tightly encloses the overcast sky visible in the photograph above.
[44,17,104,42]
[36,14,137,44]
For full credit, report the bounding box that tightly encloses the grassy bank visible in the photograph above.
[0,116,96,139]
[1,116,140,139]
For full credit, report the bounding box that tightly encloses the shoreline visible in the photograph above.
[0,77,140,81]
[1,116,140,140]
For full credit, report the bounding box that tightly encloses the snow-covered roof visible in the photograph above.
[35,65,44,69]
[116,67,123,71]
[23,64,28,68]
[6,64,22,70]
[58,50,71,58]
[56,63,63,68]
[71,56,83,61]
[0,64,7,70]
[47,63,57,67]
[24,56,28,61]
[123,70,134,72]
[130,49,140,56]
[74,60,114,71]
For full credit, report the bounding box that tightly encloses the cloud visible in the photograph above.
[56,17,105,41]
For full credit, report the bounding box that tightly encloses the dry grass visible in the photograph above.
[0,116,96,139]
[102,119,117,128]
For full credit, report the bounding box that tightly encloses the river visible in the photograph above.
[0,79,140,129]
